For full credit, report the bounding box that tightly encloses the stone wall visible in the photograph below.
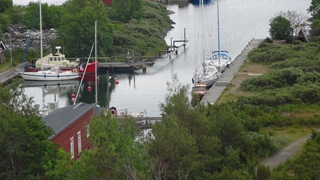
[1,24,59,51]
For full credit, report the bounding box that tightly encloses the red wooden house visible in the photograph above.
[43,102,102,159]
[102,0,112,5]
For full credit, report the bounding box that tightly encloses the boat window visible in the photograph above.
[193,87,206,91]
[49,57,53,61]
[54,57,57,61]
[61,57,65,60]
[58,57,61,61]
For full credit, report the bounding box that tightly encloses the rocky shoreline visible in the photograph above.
[1,24,59,51]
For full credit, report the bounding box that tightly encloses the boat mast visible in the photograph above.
[39,0,43,70]
[217,0,221,71]
[94,21,98,104]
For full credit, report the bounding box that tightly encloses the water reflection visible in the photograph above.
[23,80,79,116]
[22,73,123,116]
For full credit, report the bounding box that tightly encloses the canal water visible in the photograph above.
[23,0,311,117]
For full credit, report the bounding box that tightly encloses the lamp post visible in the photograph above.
[10,32,12,66]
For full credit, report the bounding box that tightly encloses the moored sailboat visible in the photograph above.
[192,0,221,88]
[207,0,232,73]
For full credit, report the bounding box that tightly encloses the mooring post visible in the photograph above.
[184,28,187,48]
[170,37,173,52]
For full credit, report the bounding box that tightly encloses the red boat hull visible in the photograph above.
[78,74,98,84]
[78,61,98,74]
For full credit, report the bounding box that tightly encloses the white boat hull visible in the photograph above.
[20,71,78,81]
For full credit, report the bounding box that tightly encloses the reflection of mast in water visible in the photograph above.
[134,73,136,89]
[128,73,136,88]
[128,73,132,86]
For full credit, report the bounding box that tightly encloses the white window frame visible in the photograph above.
[77,131,82,153]
[70,136,74,158]
[86,125,90,138]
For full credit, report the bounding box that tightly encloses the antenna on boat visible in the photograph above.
[56,46,61,54]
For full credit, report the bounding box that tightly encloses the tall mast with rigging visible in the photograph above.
[39,0,43,70]
[94,21,98,104]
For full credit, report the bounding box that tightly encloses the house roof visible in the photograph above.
[0,41,7,50]
[43,102,104,139]
[297,29,309,42]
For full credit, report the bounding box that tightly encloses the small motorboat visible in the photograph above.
[191,83,208,101]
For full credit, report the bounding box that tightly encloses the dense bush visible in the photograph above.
[248,42,320,64]
[240,67,304,91]
[270,57,319,69]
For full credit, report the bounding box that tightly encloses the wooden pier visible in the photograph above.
[135,117,162,129]
[0,65,23,85]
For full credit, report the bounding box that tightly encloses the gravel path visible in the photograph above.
[260,133,312,170]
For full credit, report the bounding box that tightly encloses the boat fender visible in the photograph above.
[73,69,77,73]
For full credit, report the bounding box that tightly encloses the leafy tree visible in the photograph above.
[269,15,292,42]
[109,0,144,23]
[8,5,25,24]
[0,81,57,179]
[308,0,320,18]
[57,0,113,58]
[148,116,198,179]
[278,11,309,37]
[21,3,62,30]
[0,0,12,13]
[0,13,10,34]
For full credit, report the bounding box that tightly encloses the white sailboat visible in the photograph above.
[20,0,78,81]
[207,0,232,73]
[192,0,221,88]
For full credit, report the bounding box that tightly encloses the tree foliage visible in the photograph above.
[0,0,13,13]
[269,15,292,42]
[277,10,309,39]
[308,0,320,18]
[57,0,113,58]
[0,81,57,179]
[109,0,144,23]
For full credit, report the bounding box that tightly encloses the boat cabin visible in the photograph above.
[35,46,78,69]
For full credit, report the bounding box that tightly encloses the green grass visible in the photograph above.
[261,126,319,143]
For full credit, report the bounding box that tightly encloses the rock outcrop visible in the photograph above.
[1,24,59,51]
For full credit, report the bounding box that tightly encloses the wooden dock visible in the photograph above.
[135,117,162,129]
[0,65,23,85]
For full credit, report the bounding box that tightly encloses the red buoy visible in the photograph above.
[71,93,76,101]
[115,78,119,85]
[87,85,92,92]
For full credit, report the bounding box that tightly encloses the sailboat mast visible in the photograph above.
[94,21,98,104]
[39,0,43,70]
[217,0,221,68]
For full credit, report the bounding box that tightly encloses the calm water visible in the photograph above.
[23,0,311,117]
